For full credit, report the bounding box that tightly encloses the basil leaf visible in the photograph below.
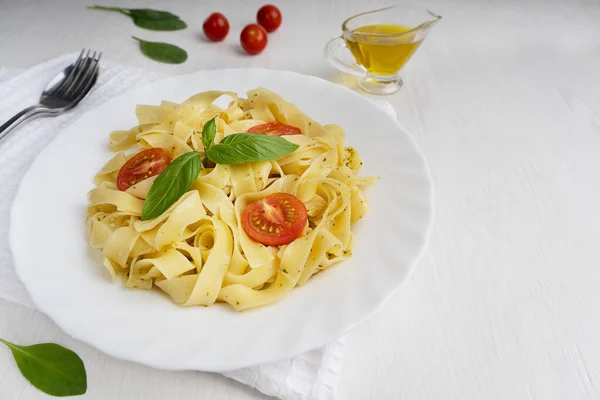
[132,37,188,64]
[127,8,182,21]
[142,151,202,220]
[88,6,187,31]
[202,117,217,151]
[206,133,299,164]
[132,16,187,31]
[0,338,86,397]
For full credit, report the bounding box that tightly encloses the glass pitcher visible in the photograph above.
[325,5,441,95]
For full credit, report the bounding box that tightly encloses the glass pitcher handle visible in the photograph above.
[324,37,366,78]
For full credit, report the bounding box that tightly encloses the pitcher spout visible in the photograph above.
[416,11,442,34]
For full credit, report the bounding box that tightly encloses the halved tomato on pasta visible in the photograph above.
[241,193,308,246]
[117,148,171,191]
[247,121,301,136]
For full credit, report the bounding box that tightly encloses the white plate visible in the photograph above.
[10,69,433,372]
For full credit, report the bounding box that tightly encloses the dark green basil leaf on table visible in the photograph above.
[132,37,188,64]
[87,6,187,31]
[131,16,187,31]
[142,151,202,220]
[127,8,182,21]
[206,133,300,164]
[0,338,87,397]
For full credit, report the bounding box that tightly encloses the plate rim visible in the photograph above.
[10,68,434,371]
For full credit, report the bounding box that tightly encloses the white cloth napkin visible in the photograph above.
[0,54,396,400]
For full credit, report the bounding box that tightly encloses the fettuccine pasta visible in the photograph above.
[87,88,377,311]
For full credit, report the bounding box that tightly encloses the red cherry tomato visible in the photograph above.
[203,12,229,42]
[116,148,171,191]
[257,5,282,32]
[248,121,301,136]
[240,24,268,55]
[241,193,308,246]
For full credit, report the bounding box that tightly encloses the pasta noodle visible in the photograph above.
[87,88,377,311]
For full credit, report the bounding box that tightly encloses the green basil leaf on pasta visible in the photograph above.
[202,116,217,151]
[132,37,188,64]
[0,338,87,397]
[142,151,202,220]
[206,133,299,164]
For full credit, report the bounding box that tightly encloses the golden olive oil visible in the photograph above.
[345,24,422,76]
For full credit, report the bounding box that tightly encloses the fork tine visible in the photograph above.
[67,51,100,100]
[61,49,93,97]
[73,49,88,72]
[54,49,88,96]
[55,49,88,97]
[80,57,101,97]
[72,58,100,105]
[70,52,101,102]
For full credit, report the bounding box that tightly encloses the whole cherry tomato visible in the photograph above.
[257,5,282,32]
[203,12,229,42]
[240,24,268,55]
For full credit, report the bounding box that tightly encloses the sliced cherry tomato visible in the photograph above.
[240,24,268,55]
[257,5,282,33]
[203,12,230,42]
[241,193,308,246]
[116,148,171,191]
[248,121,301,136]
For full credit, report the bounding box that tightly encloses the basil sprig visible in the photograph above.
[132,37,188,65]
[207,134,300,164]
[0,338,86,397]
[88,6,188,64]
[141,117,300,220]
[142,151,202,220]
[201,116,217,151]
[88,6,187,31]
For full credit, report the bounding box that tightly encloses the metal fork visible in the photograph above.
[0,49,101,142]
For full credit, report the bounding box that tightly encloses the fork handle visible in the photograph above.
[0,106,49,143]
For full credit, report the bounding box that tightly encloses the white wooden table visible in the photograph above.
[2,0,600,398]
